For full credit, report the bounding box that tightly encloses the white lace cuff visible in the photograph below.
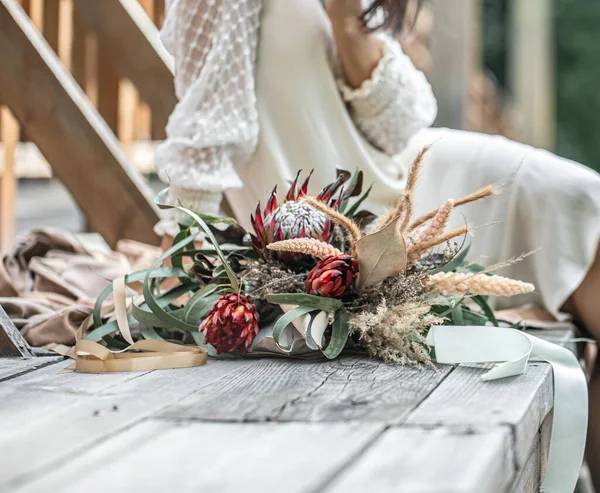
[336,36,402,118]
[154,186,223,237]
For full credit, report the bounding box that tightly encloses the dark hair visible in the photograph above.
[361,0,422,34]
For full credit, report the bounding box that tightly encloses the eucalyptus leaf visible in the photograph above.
[266,293,343,312]
[322,310,350,359]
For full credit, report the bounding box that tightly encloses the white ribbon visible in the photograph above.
[427,326,588,493]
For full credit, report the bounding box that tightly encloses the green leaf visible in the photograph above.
[451,304,464,326]
[433,244,472,273]
[190,331,217,356]
[346,184,373,217]
[140,325,166,341]
[461,308,488,326]
[85,318,130,341]
[156,189,240,291]
[184,293,222,325]
[472,295,499,326]
[265,293,344,312]
[322,310,350,359]
[272,306,315,351]
[141,237,205,333]
[92,265,190,328]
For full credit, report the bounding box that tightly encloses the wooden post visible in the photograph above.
[0,107,19,252]
[0,304,33,357]
[0,0,160,247]
[509,0,555,150]
[429,0,482,130]
[72,0,176,136]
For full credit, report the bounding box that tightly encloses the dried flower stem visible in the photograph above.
[409,185,499,231]
[267,238,342,260]
[301,196,362,244]
[428,272,535,297]
[407,225,471,257]
[413,199,454,246]
[376,145,431,231]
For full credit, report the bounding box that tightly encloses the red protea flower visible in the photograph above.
[306,254,359,298]
[200,294,260,354]
[250,171,345,264]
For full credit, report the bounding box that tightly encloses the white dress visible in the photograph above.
[156,0,600,318]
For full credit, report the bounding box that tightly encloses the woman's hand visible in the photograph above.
[325,0,383,89]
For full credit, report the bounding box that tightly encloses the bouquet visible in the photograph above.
[81,147,534,364]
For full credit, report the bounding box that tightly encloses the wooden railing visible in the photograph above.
[0,0,170,249]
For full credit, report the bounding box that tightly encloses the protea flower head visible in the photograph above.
[306,254,359,298]
[250,171,344,264]
[200,294,259,354]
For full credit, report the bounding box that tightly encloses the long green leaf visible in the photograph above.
[85,318,130,341]
[141,237,204,333]
[266,293,343,312]
[322,310,350,359]
[140,325,166,341]
[92,266,190,328]
[273,307,314,351]
[184,294,222,325]
[346,184,373,217]
[472,295,499,327]
[451,304,464,326]
[155,189,240,291]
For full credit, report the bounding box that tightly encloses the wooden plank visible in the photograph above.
[405,363,553,469]
[0,356,63,382]
[325,427,515,493]
[72,0,176,136]
[97,50,120,135]
[0,0,160,247]
[0,359,245,489]
[159,357,455,423]
[14,420,383,493]
[42,0,60,52]
[0,304,33,357]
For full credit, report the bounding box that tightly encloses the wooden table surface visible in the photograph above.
[0,334,563,493]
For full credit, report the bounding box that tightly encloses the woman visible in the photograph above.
[155,0,600,482]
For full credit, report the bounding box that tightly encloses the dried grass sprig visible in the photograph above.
[428,272,535,297]
[376,145,431,231]
[349,299,441,365]
[479,249,541,275]
[410,185,500,231]
[301,196,362,244]
[267,238,342,260]
[407,225,471,257]
[412,199,454,247]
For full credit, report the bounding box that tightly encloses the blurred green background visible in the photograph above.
[483,0,600,171]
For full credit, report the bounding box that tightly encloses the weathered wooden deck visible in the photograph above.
[0,341,560,493]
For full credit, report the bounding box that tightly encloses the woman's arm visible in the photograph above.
[325,0,383,89]
[155,0,262,236]
[326,0,437,157]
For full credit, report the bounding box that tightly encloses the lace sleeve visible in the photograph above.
[155,0,262,234]
[337,33,437,157]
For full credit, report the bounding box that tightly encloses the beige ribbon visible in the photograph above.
[49,339,208,373]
